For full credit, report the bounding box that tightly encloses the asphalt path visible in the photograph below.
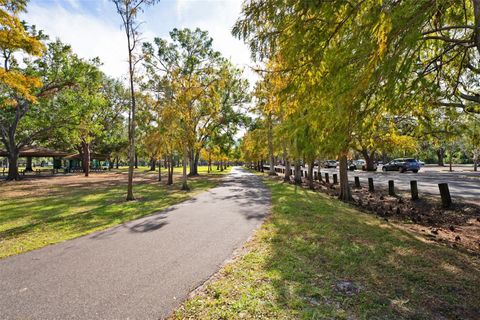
[0,167,270,320]
[272,165,480,203]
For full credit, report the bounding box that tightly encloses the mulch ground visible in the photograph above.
[270,172,480,254]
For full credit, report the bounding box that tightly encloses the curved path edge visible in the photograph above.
[0,167,270,320]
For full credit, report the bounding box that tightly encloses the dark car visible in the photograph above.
[382,158,420,173]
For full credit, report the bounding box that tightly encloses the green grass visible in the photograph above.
[111,165,231,175]
[0,169,229,259]
[173,176,480,319]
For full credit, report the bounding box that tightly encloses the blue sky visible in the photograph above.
[22,0,255,82]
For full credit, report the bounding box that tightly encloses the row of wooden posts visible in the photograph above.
[272,166,453,208]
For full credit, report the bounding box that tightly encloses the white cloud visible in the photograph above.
[64,0,80,9]
[23,0,257,85]
[24,2,130,80]
[173,0,258,86]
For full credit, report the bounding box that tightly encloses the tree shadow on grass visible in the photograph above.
[262,181,480,319]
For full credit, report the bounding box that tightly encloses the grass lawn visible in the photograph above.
[0,166,230,259]
[173,175,480,319]
[111,165,231,175]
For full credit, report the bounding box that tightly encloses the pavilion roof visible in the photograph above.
[0,146,69,158]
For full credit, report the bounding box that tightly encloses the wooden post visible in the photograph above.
[333,173,338,184]
[438,183,452,208]
[410,181,419,200]
[368,177,374,192]
[354,176,360,188]
[388,180,395,196]
[325,172,329,184]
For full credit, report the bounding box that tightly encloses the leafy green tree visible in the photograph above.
[0,40,94,180]
[143,28,249,189]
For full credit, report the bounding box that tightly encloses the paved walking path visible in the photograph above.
[0,167,269,319]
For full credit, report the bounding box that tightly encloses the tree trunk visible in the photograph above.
[294,160,302,185]
[167,155,173,185]
[116,157,119,169]
[220,160,224,172]
[150,157,156,171]
[208,154,212,173]
[124,13,138,201]
[437,147,445,166]
[82,142,90,177]
[182,145,189,190]
[188,149,194,175]
[189,150,199,176]
[361,149,376,171]
[284,159,291,183]
[266,112,276,176]
[472,0,480,54]
[6,149,19,181]
[338,153,353,202]
[474,151,479,171]
[308,160,315,189]
[449,149,453,172]
[26,157,33,172]
[158,160,162,182]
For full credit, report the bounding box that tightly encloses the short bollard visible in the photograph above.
[368,177,374,192]
[354,176,360,188]
[388,180,395,196]
[438,183,452,208]
[410,180,419,200]
[333,173,338,184]
[325,172,330,184]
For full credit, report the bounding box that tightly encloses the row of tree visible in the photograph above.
[1,0,248,198]
[235,0,480,201]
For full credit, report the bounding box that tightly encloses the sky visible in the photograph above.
[22,0,256,83]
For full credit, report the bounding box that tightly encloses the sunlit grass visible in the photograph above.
[0,169,229,259]
[173,176,480,319]
[111,165,231,175]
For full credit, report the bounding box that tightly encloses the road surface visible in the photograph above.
[0,167,269,320]
[271,165,480,203]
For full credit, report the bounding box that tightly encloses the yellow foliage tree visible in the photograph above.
[0,0,44,106]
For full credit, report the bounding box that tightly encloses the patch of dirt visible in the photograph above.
[0,169,183,199]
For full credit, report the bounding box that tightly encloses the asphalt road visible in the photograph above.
[272,165,480,203]
[0,167,270,320]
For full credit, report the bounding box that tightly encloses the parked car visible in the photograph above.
[382,158,420,173]
[348,159,377,171]
[417,160,425,166]
[323,160,337,168]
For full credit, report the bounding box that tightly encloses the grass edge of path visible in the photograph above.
[0,167,231,259]
[171,171,480,320]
